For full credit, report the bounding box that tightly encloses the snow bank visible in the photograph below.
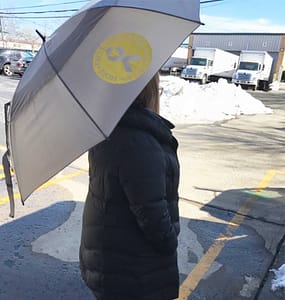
[159,76,273,124]
[271,264,285,292]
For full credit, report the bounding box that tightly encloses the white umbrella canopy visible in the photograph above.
[5,0,201,212]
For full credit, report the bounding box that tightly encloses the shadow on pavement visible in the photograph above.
[0,201,94,300]
[195,186,285,225]
[179,186,285,299]
[1,187,285,300]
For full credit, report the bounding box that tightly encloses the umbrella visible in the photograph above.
[3,0,201,217]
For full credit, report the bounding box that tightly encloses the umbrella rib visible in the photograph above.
[43,43,108,139]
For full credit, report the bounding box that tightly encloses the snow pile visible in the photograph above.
[159,76,273,124]
[271,81,280,91]
[271,264,285,292]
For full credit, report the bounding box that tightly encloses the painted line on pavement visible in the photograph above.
[0,169,87,205]
[0,165,4,180]
[0,144,88,205]
[0,146,6,180]
[178,169,284,300]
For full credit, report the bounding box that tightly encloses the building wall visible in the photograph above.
[189,33,285,81]
[187,35,195,64]
[191,33,283,52]
[275,36,285,81]
[1,40,41,52]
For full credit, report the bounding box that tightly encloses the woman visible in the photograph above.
[80,73,180,300]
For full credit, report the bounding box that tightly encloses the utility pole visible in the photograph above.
[0,17,5,47]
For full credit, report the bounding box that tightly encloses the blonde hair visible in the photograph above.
[135,73,160,113]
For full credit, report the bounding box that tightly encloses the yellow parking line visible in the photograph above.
[254,169,276,192]
[0,144,6,174]
[0,169,87,205]
[0,165,14,177]
[178,169,283,300]
[0,163,5,180]
[276,170,285,175]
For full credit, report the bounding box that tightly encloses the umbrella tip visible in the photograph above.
[36,29,46,43]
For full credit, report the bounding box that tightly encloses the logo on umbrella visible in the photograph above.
[106,47,141,72]
[93,32,152,84]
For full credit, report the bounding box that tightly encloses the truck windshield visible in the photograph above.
[238,62,259,71]
[190,58,207,66]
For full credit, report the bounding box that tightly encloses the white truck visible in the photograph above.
[232,50,273,90]
[160,46,188,75]
[181,47,239,84]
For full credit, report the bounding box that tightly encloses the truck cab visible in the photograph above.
[232,61,264,90]
[181,57,213,84]
[232,51,273,91]
[181,48,238,84]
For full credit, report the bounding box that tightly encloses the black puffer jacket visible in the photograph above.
[80,104,180,300]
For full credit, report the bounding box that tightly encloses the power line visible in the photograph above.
[0,1,226,21]
[0,1,224,16]
[2,16,71,19]
[200,0,224,3]
[0,0,224,12]
[0,9,78,15]
[0,1,89,11]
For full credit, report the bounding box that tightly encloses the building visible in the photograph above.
[1,40,41,52]
[188,33,285,82]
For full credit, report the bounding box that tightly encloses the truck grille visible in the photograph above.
[237,73,251,81]
[183,68,197,76]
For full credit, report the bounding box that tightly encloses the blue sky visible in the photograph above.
[0,0,88,37]
[199,0,285,32]
[1,0,285,38]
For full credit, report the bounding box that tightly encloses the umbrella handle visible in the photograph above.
[2,102,16,218]
[3,102,10,151]
[2,151,15,218]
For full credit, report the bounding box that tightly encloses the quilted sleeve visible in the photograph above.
[119,132,178,255]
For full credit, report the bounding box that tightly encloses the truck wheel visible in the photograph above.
[263,81,269,91]
[3,64,13,76]
[201,75,207,85]
[257,80,261,90]
[260,81,269,91]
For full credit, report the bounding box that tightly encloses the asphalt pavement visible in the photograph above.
[175,88,285,299]
[0,76,284,299]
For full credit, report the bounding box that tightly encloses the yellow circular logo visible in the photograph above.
[93,33,152,84]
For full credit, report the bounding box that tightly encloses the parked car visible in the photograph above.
[0,48,36,76]
[10,52,34,76]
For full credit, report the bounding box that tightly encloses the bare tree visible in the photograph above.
[1,17,41,50]
[14,28,41,50]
